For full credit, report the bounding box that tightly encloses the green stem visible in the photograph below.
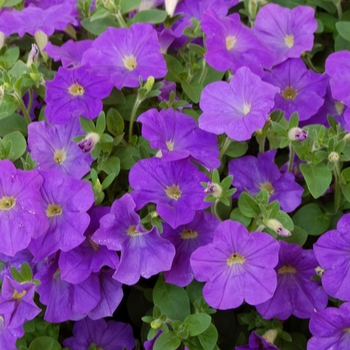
[335,0,342,19]
[211,199,221,220]
[115,10,127,28]
[128,97,142,142]
[305,54,319,72]
[248,216,259,232]
[198,60,208,85]
[219,136,232,160]
[288,144,295,172]
[14,93,31,124]
[333,161,342,211]
[258,136,266,153]
[27,88,34,118]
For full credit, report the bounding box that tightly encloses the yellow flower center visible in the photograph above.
[282,86,298,100]
[127,225,141,236]
[242,103,251,115]
[260,182,274,196]
[68,83,85,96]
[335,101,345,115]
[53,268,61,279]
[165,185,182,200]
[88,235,99,251]
[227,253,245,266]
[180,229,198,239]
[53,149,66,164]
[166,141,174,151]
[123,55,137,71]
[12,290,26,300]
[46,204,62,217]
[284,35,295,48]
[226,36,237,51]
[0,196,16,210]
[278,264,297,274]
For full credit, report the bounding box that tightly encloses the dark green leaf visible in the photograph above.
[336,21,350,41]
[153,331,181,350]
[225,141,248,158]
[184,314,211,337]
[2,131,26,161]
[79,116,95,133]
[164,54,183,83]
[230,208,251,227]
[120,0,141,14]
[198,323,218,350]
[238,192,260,218]
[81,17,119,35]
[0,113,27,136]
[97,156,120,176]
[281,225,308,246]
[28,336,61,350]
[131,9,167,24]
[181,81,202,103]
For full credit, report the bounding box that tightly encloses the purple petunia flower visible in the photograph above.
[35,254,101,323]
[263,58,328,121]
[235,331,278,350]
[45,65,113,124]
[63,317,135,350]
[0,276,41,329]
[0,315,23,350]
[162,211,219,287]
[0,160,48,257]
[199,66,279,141]
[0,250,34,281]
[314,213,350,301]
[28,118,93,179]
[254,4,317,66]
[308,302,350,350]
[202,9,274,76]
[0,3,77,37]
[29,170,94,262]
[255,241,328,320]
[190,220,279,309]
[44,39,92,68]
[82,23,167,89]
[129,158,211,228]
[228,150,303,212]
[92,194,175,285]
[138,108,220,170]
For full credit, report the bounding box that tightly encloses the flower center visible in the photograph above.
[278,264,297,274]
[123,55,137,71]
[226,36,237,51]
[88,235,99,251]
[68,83,85,96]
[53,149,66,164]
[335,101,345,115]
[344,328,350,333]
[282,86,297,100]
[165,185,182,200]
[46,204,62,217]
[260,182,274,196]
[12,290,26,300]
[242,103,251,115]
[180,229,198,239]
[166,141,174,151]
[0,196,16,210]
[127,225,140,236]
[284,34,294,48]
[227,253,245,266]
[53,268,61,279]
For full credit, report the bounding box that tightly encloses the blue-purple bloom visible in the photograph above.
[82,23,167,89]
[228,150,303,212]
[138,108,220,170]
[190,220,279,309]
[129,158,211,228]
[255,241,328,320]
[199,67,279,141]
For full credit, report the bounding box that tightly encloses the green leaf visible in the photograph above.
[3,0,23,6]
[2,131,26,161]
[336,21,350,41]
[335,34,350,51]
[230,208,251,227]
[0,113,27,136]
[11,266,24,283]
[281,225,308,246]
[197,323,218,350]
[81,17,119,35]
[316,12,336,32]
[28,336,61,350]
[238,192,260,218]
[20,262,33,281]
[153,274,191,322]
[293,203,330,236]
[184,314,211,337]
[90,8,110,22]
[79,116,95,133]
[131,9,167,24]
[153,331,181,350]
[181,81,202,103]
[114,145,139,170]
[95,112,106,134]
[225,141,248,158]
[107,108,124,136]
[97,156,120,176]
[3,47,19,69]
[300,163,332,199]
[164,55,183,83]
[120,0,141,14]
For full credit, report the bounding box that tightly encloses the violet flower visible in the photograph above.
[190,220,279,309]
[199,66,279,141]
[236,331,278,350]
[228,150,304,212]
[82,23,167,89]
[254,4,317,66]
[255,241,328,320]
[138,108,220,170]
[129,158,211,228]
[0,315,23,350]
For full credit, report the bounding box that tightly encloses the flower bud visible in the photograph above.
[262,329,278,344]
[315,266,325,277]
[0,85,4,101]
[328,151,339,162]
[144,76,155,91]
[150,318,162,329]
[34,30,48,52]
[288,127,308,142]
[204,182,223,198]
[77,132,100,153]
[0,32,5,49]
[165,0,179,17]
[266,219,291,237]
[27,44,39,67]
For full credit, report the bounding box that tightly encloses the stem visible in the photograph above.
[198,60,208,85]
[211,199,221,220]
[335,0,342,19]
[305,54,319,73]
[258,136,266,153]
[14,93,31,124]
[219,137,232,160]
[115,10,127,28]
[27,88,34,118]
[128,97,142,142]
[288,144,295,172]
[333,161,341,211]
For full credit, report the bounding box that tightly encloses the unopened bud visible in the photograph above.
[335,101,345,116]
[77,132,100,153]
[262,329,278,345]
[204,182,223,198]
[144,76,155,91]
[0,85,4,101]
[266,219,291,237]
[27,44,39,66]
[328,151,339,163]
[150,319,162,329]
[0,32,5,49]
[34,30,48,52]
[343,133,350,141]
[315,266,325,277]
[288,127,308,142]
[165,0,179,17]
